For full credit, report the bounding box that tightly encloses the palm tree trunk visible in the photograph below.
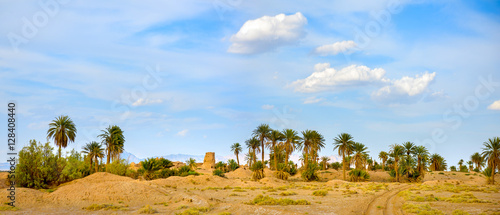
[58,145,62,159]
[261,140,265,167]
[236,153,240,166]
[285,151,289,170]
[395,160,399,182]
[342,152,346,180]
[273,144,277,171]
[493,163,496,184]
[95,155,99,172]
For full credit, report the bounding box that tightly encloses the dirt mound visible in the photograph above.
[226,168,252,179]
[151,174,246,188]
[260,177,287,186]
[47,172,169,206]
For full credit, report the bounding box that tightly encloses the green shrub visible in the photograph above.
[247,195,310,205]
[106,159,129,176]
[158,169,177,178]
[251,161,265,181]
[329,162,341,171]
[157,158,173,169]
[483,167,493,184]
[450,166,457,171]
[213,169,225,177]
[312,190,328,196]
[215,161,227,172]
[227,159,239,171]
[60,149,91,183]
[301,163,319,182]
[16,140,65,189]
[349,169,370,182]
[287,161,298,176]
[138,204,157,214]
[275,163,290,180]
[126,169,139,179]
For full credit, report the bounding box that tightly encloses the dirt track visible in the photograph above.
[364,184,411,215]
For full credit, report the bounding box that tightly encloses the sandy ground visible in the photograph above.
[0,170,498,214]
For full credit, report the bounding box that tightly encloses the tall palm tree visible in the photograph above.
[267,130,284,170]
[352,142,369,170]
[378,151,388,171]
[482,137,500,184]
[231,143,243,166]
[320,156,330,170]
[389,144,405,182]
[253,124,271,166]
[47,115,77,158]
[467,161,473,172]
[458,159,464,170]
[333,133,355,180]
[309,130,325,164]
[281,129,301,168]
[98,125,125,165]
[414,145,429,177]
[246,137,260,165]
[471,152,484,171]
[301,130,316,168]
[82,141,104,173]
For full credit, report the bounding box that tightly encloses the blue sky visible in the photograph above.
[1,0,499,167]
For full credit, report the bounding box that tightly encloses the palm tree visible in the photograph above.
[186,158,197,170]
[389,144,404,182]
[352,142,369,170]
[47,115,77,158]
[467,161,473,172]
[378,151,388,171]
[301,130,316,168]
[458,159,464,170]
[98,125,125,165]
[333,133,355,180]
[281,129,301,168]
[482,137,500,184]
[471,152,483,171]
[414,145,429,177]
[430,153,447,171]
[268,130,284,170]
[320,156,330,170]
[253,124,271,166]
[82,141,104,172]
[231,143,243,166]
[309,130,325,164]
[245,137,260,166]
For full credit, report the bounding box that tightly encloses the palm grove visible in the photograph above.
[234,124,500,184]
[12,118,500,189]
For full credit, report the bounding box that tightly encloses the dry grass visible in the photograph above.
[246,195,310,205]
[0,206,20,211]
[402,202,443,215]
[139,204,158,214]
[312,190,328,196]
[83,203,128,211]
[175,207,210,215]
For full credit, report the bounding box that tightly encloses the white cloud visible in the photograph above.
[313,40,357,56]
[228,12,307,54]
[488,100,500,110]
[373,72,436,98]
[291,63,387,93]
[177,129,189,136]
[132,98,163,106]
[261,104,275,110]
[303,96,324,104]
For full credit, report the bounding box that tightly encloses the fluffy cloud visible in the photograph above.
[177,129,189,136]
[303,96,324,104]
[261,104,275,110]
[291,63,387,93]
[488,100,500,110]
[312,40,357,56]
[228,12,307,54]
[132,98,163,106]
[373,72,436,98]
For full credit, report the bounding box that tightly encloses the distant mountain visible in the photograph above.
[120,151,143,163]
[121,151,230,164]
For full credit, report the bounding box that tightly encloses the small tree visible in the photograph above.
[186,158,197,170]
[251,161,265,181]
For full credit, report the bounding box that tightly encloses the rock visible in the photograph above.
[202,152,215,170]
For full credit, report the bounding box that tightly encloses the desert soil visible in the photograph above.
[0,170,499,214]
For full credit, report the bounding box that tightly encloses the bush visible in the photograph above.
[16,140,64,189]
[60,149,91,183]
[126,169,139,179]
[247,195,310,205]
[330,162,341,171]
[483,167,493,184]
[158,169,177,178]
[251,161,265,181]
[287,161,297,176]
[450,166,457,172]
[301,163,319,182]
[178,165,191,176]
[215,161,227,172]
[349,169,370,182]
[275,163,290,180]
[106,159,129,176]
[459,165,469,172]
[157,158,173,169]
[213,169,225,177]
[227,159,239,171]
[312,190,328,196]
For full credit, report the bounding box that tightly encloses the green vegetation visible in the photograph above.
[247,195,310,206]
[176,207,210,215]
[402,203,443,215]
[213,169,225,177]
[0,206,20,211]
[47,115,77,158]
[251,161,265,181]
[312,190,328,196]
[348,169,370,182]
[279,191,297,196]
[83,204,127,211]
[139,205,157,214]
[301,163,319,181]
